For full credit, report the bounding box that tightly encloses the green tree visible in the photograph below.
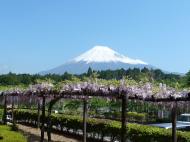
[185,70,190,87]
[87,67,93,77]
[89,97,108,113]
[64,100,81,110]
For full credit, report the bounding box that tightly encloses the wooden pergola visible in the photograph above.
[1,82,190,142]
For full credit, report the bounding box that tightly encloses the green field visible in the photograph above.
[0,125,26,142]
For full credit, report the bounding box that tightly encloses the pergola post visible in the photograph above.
[47,97,61,142]
[47,105,52,142]
[121,93,128,142]
[37,100,41,128]
[83,98,87,142]
[172,102,177,142]
[11,96,16,129]
[3,95,7,125]
[41,96,46,142]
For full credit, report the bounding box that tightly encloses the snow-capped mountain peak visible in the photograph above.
[74,45,148,65]
[40,45,151,75]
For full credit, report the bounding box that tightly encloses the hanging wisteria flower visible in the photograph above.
[0,81,190,102]
[29,82,54,95]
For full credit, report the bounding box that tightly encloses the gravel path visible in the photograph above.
[17,124,81,142]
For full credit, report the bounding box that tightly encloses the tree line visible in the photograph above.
[0,67,189,88]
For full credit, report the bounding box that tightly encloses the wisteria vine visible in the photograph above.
[0,81,190,102]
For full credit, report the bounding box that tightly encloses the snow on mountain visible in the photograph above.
[40,45,151,75]
[73,46,148,65]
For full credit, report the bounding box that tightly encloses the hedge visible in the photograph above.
[14,110,190,142]
[102,111,147,123]
[0,109,3,121]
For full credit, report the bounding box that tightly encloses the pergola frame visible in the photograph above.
[1,82,190,142]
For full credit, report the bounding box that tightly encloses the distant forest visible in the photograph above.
[0,67,189,88]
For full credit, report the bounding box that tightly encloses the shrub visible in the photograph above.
[14,110,190,142]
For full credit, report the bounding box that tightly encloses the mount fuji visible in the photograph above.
[40,46,153,75]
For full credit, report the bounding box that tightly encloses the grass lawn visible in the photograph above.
[0,125,27,142]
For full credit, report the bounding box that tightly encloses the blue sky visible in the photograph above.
[0,0,189,74]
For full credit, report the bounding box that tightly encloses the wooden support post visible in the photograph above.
[47,102,53,142]
[47,97,61,142]
[12,96,16,128]
[37,101,41,128]
[83,99,87,142]
[41,96,46,142]
[121,94,128,142]
[47,107,52,142]
[172,102,177,142]
[3,95,7,125]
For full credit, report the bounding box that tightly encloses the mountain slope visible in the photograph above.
[40,46,152,75]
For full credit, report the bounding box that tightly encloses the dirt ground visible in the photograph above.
[17,124,81,142]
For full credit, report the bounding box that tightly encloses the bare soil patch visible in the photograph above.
[17,124,81,142]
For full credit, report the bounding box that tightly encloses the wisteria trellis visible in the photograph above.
[1,82,190,101]
[0,81,190,142]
